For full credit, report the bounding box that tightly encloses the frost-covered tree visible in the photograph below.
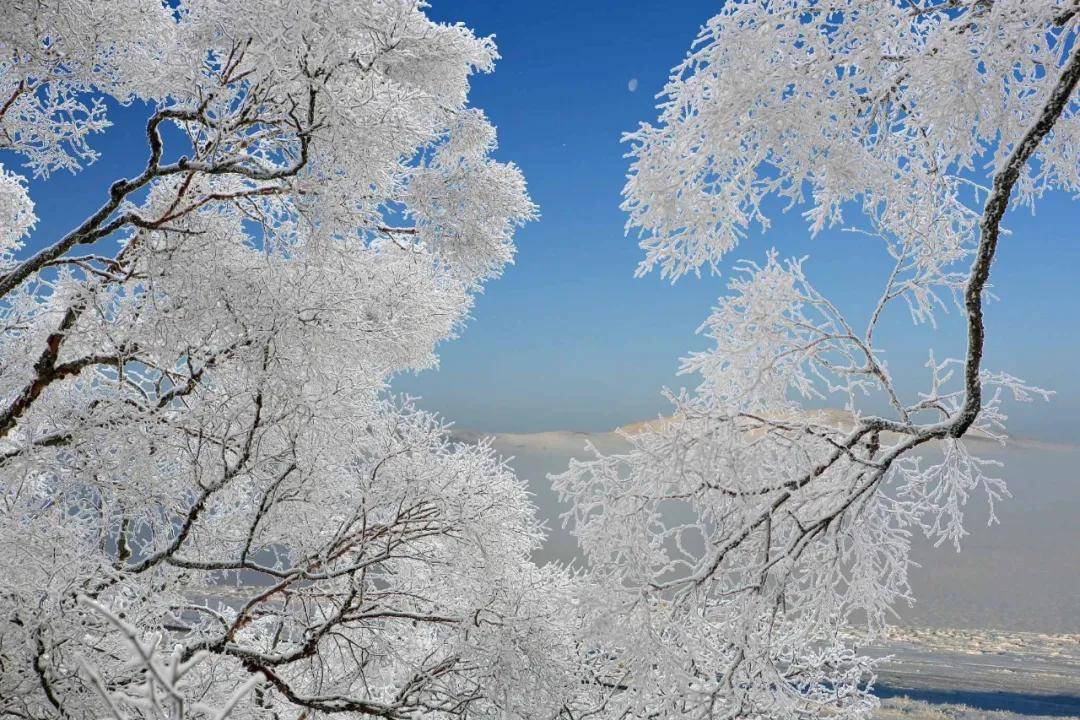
[0,3,587,718]
[555,2,1080,719]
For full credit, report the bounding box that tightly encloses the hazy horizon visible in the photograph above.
[458,426,1080,634]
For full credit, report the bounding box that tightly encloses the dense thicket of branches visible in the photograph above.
[0,3,592,718]
[4,2,1078,720]
[556,2,1079,719]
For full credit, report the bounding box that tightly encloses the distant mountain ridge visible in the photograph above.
[452,409,1073,453]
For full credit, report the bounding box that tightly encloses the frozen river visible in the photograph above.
[873,627,1080,716]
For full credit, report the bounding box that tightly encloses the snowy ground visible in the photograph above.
[452,423,1080,717]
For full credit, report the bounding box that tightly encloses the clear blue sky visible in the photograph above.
[397,1,1080,442]
[9,2,1079,443]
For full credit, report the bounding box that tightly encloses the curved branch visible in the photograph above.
[952,41,1080,437]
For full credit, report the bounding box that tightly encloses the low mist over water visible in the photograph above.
[456,427,1080,633]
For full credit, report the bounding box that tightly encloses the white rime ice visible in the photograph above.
[555,2,1076,719]
[0,3,589,719]
[2,2,1079,720]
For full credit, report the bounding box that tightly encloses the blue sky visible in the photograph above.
[9,2,1079,443]
[394,1,1080,443]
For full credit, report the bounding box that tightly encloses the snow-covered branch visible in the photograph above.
[559,2,1077,718]
[0,4,587,719]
